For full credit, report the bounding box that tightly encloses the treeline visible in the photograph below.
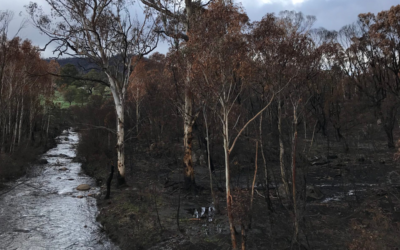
[0,11,64,180]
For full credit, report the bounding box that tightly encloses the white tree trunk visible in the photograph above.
[222,105,237,250]
[183,86,195,188]
[108,76,126,185]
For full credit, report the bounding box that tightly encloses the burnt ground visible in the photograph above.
[83,124,400,250]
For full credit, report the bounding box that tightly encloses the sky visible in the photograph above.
[2,0,399,58]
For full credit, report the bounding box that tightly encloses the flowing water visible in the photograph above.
[0,129,118,250]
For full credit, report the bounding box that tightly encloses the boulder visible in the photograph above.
[306,186,324,200]
[59,167,68,171]
[76,184,91,191]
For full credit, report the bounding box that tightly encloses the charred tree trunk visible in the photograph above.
[17,95,24,146]
[384,124,395,149]
[260,113,273,211]
[278,96,290,198]
[105,165,115,199]
[291,106,299,244]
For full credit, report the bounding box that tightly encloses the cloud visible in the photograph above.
[240,0,399,31]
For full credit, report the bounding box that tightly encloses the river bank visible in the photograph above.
[0,129,118,249]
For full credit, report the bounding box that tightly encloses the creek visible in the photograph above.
[0,129,118,250]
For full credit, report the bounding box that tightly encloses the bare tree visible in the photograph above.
[27,0,158,184]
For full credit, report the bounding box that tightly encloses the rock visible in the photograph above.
[306,186,324,200]
[64,137,69,141]
[68,178,74,181]
[377,119,382,125]
[76,184,91,191]
[37,159,48,164]
[77,195,84,199]
[59,167,68,171]
[59,154,69,158]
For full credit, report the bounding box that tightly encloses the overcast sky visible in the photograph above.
[2,0,399,58]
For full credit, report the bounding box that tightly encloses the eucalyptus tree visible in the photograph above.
[140,0,211,189]
[27,0,158,184]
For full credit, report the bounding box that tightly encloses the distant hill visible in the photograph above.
[45,56,150,73]
[45,57,99,73]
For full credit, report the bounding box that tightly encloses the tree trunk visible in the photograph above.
[46,107,51,139]
[260,113,273,211]
[136,86,140,136]
[203,106,218,211]
[116,103,126,186]
[108,76,126,186]
[241,224,246,250]
[223,108,237,250]
[18,95,24,146]
[278,96,289,198]
[183,86,196,190]
[291,107,299,244]
[384,124,395,149]
[10,99,20,153]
